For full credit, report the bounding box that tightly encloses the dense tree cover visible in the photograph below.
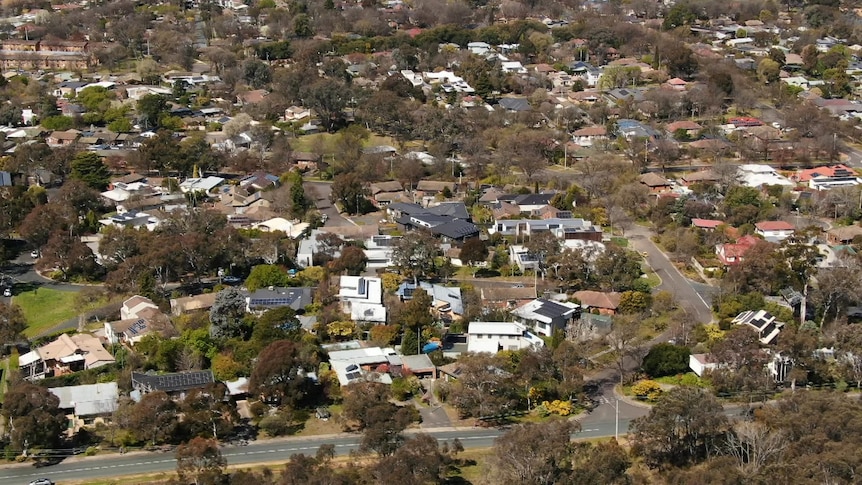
[1,382,67,451]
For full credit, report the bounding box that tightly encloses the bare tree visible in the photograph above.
[723,421,788,474]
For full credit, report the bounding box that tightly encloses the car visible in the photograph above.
[30,250,40,258]
[511,283,525,288]
[29,479,54,485]
[3,288,10,297]
[222,276,241,285]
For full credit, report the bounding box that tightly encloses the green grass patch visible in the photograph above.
[14,288,102,338]
[641,265,661,288]
[655,373,710,388]
[610,237,628,247]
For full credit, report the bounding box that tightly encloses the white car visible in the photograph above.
[3,288,10,297]
[30,250,40,258]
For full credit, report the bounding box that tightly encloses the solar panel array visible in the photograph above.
[127,319,147,336]
[133,371,214,392]
[249,297,298,307]
[534,300,573,319]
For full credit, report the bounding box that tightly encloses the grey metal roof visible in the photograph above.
[132,370,214,393]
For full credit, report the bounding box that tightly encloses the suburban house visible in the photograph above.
[827,225,862,245]
[511,298,580,337]
[509,244,541,272]
[416,180,457,196]
[48,383,119,434]
[755,221,795,242]
[666,120,703,137]
[338,276,386,323]
[370,180,407,207]
[106,295,176,346]
[245,286,313,313]
[716,234,762,266]
[396,281,463,322]
[573,290,622,315]
[638,172,672,193]
[388,201,479,242]
[131,370,215,400]
[732,309,783,345]
[689,353,719,377]
[497,193,556,214]
[681,169,721,186]
[797,164,862,190]
[467,321,544,353]
[692,218,724,232]
[327,345,398,386]
[20,334,115,380]
[170,292,218,316]
[364,235,401,269]
[480,286,538,309]
[489,218,602,242]
[737,164,794,188]
[572,125,607,147]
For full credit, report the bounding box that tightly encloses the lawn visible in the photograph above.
[289,132,408,154]
[14,288,90,338]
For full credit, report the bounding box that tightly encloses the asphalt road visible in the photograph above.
[304,180,355,228]
[0,415,634,484]
[626,225,714,324]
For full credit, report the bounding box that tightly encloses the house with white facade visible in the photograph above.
[511,298,580,337]
[338,276,386,323]
[467,321,544,353]
[754,220,795,243]
[732,309,783,345]
[364,235,400,269]
[737,164,794,188]
[689,353,719,377]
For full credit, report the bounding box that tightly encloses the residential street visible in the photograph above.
[626,225,714,325]
[304,180,355,228]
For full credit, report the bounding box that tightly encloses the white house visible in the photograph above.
[338,276,386,323]
[509,244,540,273]
[754,220,795,242]
[467,321,544,353]
[689,353,718,377]
[732,309,783,345]
[512,298,580,337]
[363,235,400,269]
[179,176,225,194]
[737,164,794,188]
[501,61,527,74]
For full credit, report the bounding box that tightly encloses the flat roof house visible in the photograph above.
[467,321,544,353]
[512,298,580,337]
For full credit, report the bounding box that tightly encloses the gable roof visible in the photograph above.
[692,218,723,229]
[755,220,795,232]
[498,97,531,112]
[431,219,480,239]
[639,172,671,187]
[573,290,622,310]
[48,382,119,416]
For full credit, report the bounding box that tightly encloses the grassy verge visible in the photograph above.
[14,288,104,338]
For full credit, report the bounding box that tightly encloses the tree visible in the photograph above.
[524,231,562,260]
[0,302,26,351]
[630,387,729,468]
[607,314,643,385]
[373,433,453,485]
[1,382,66,452]
[757,58,781,84]
[330,172,368,215]
[488,420,579,485]
[249,340,319,407]
[329,245,367,275]
[175,437,226,485]
[301,79,348,132]
[391,230,440,283]
[129,390,180,445]
[642,343,691,378]
[209,287,249,340]
[244,264,291,292]
[446,353,520,418]
[137,94,169,131]
[459,237,488,266]
[242,58,272,89]
[70,152,111,190]
[618,291,652,314]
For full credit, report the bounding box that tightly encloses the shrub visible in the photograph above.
[642,343,691,377]
[631,379,663,402]
[538,400,573,416]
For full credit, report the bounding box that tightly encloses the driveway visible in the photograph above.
[304,180,355,228]
[626,225,714,324]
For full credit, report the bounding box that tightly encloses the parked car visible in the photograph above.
[3,288,11,297]
[222,276,241,285]
[30,249,40,258]
[29,479,54,485]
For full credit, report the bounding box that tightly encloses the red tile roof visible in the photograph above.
[692,218,723,229]
[755,221,795,232]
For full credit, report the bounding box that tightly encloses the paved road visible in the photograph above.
[0,415,633,484]
[626,225,714,324]
[304,180,355,228]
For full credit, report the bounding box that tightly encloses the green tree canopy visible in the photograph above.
[70,152,111,190]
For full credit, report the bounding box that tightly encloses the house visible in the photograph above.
[497,193,557,213]
[107,295,175,345]
[415,180,457,195]
[797,165,861,191]
[509,244,541,272]
[19,334,115,380]
[131,370,215,400]
[236,89,269,105]
[239,172,280,191]
[489,218,602,241]
[170,293,218,316]
[571,125,607,147]
[498,97,531,112]
[396,282,463,322]
[253,217,309,238]
[47,130,80,146]
[480,286,538,309]
[98,211,161,231]
[400,354,437,379]
[572,290,622,315]
[283,105,311,122]
[511,298,580,337]
[666,120,703,137]
[664,77,688,91]
[716,234,761,266]
[328,346,398,386]
[245,286,313,313]
[388,202,479,242]
[121,295,159,320]
[370,181,406,207]
[364,234,400,269]
[732,309,783,345]
[638,172,672,193]
[179,176,225,194]
[692,219,724,231]
[827,225,862,245]
[48,382,119,434]
[737,164,793,188]
[689,353,718,377]
[681,169,721,186]
[467,321,544,353]
[755,221,795,243]
[339,276,386,323]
